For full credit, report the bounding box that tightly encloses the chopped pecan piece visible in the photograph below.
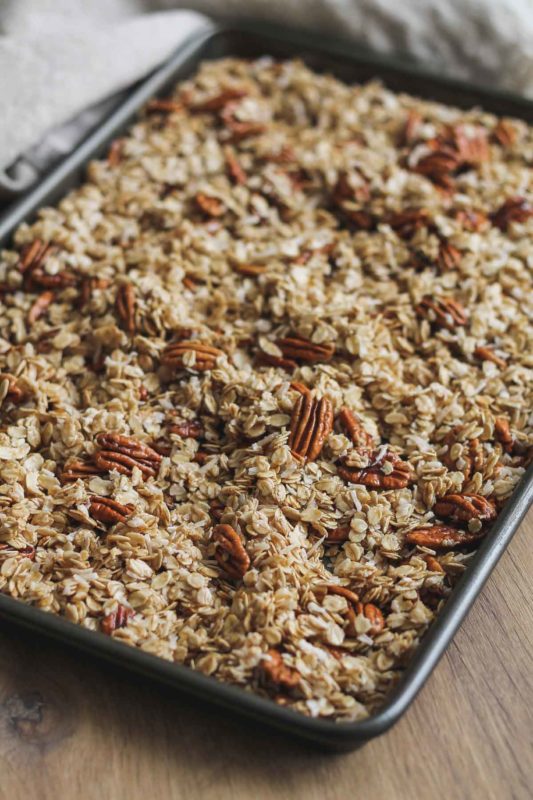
[59,459,104,483]
[224,146,247,185]
[276,337,335,364]
[195,193,225,217]
[433,493,496,523]
[386,208,432,239]
[213,523,250,580]
[288,394,334,462]
[406,524,483,549]
[490,197,533,231]
[356,602,385,636]
[29,268,77,290]
[232,263,267,276]
[494,417,514,453]
[260,649,301,691]
[88,496,134,525]
[115,284,136,335]
[416,296,467,329]
[101,604,134,635]
[161,341,223,372]
[192,87,248,113]
[146,98,183,114]
[338,406,374,449]
[492,119,517,147]
[437,240,461,271]
[422,554,445,573]
[474,346,507,369]
[94,433,162,480]
[338,450,413,490]
[28,291,54,324]
[0,374,24,405]
[442,430,484,480]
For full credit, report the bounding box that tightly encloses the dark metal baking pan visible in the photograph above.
[0,22,532,751]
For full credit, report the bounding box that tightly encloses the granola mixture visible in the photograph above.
[0,58,532,721]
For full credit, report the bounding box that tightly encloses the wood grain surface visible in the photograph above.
[0,509,531,800]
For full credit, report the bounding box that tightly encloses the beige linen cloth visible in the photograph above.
[1,0,532,198]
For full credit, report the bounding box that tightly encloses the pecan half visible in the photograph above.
[442,429,484,480]
[213,523,250,580]
[416,296,467,329]
[101,604,134,635]
[402,109,422,145]
[338,406,374,449]
[107,139,124,167]
[28,291,54,324]
[168,420,203,439]
[288,394,334,462]
[492,120,517,148]
[224,147,247,185]
[88,496,134,525]
[406,524,483,549]
[195,193,224,217]
[324,585,360,637]
[256,352,298,372]
[59,459,104,483]
[161,341,223,372]
[325,526,351,544]
[18,239,55,275]
[338,450,413,490]
[494,417,514,453]
[356,602,385,636]
[452,125,490,166]
[220,102,266,140]
[276,337,335,364]
[289,381,310,397]
[94,433,162,480]
[437,240,461,271]
[490,197,533,231]
[387,208,432,239]
[80,276,111,305]
[260,649,300,691]
[474,346,507,369]
[0,544,36,560]
[433,493,496,522]
[412,148,459,190]
[453,208,488,232]
[115,284,136,335]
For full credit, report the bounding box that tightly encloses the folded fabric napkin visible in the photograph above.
[1,0,532,199]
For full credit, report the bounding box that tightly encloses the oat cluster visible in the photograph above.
[0,58,531,721]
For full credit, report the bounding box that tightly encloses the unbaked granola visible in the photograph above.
[0,58,532,721]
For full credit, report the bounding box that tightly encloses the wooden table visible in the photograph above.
[1,510,531,800]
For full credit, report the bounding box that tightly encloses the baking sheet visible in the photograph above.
[0,22,532,750]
